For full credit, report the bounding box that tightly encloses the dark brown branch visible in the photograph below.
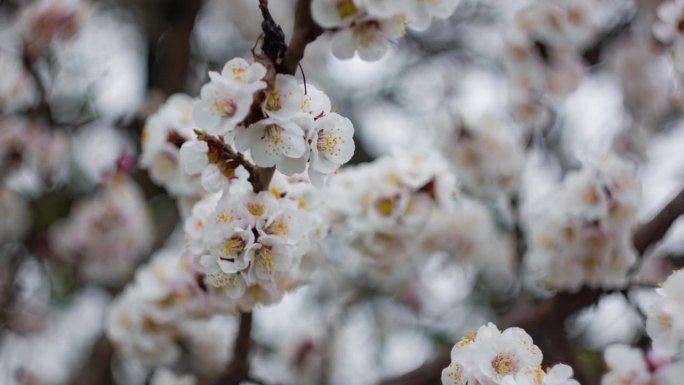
[282,0,323,75]
[213,312,253,385]
[69,335,115,385]
[633,188,684,255]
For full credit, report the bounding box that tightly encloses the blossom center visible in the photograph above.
[336,0,358,19]
[223,237,245,255]
[216,210,235,223]
[356,22,380,48]
[265,90,282,111]
[213,99,238,117]
[247,202,265,216]
[317,134,340,153]
[230,65,247,81]
[267,220,288,235]
[208,271,238,288]
[492,352,516,375]
[264,124,283,145]
[375,197,394,216]
[255,247,275,274]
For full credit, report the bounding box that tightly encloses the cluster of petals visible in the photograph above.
[0,56,37,114]
[188,57,355,185]
[503,0,600,130]
[20,0,91,59]
[150,369,197,385]
[50,176,153,286]
[423,196,515,286]
[140,94,202,197]
[646,269,684,356]
[523,155,641,291]
[0,117,70,194]
[436,115,525,198]
[653,0,684,99]
[324,151,456,287]
[106,248,214,367]
[186,176,325,311]
[311,0,460,61]
[601,344,684,385]
[442,323,579,385]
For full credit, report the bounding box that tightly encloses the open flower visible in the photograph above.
[308,113,355,184]
[234,118,307,175]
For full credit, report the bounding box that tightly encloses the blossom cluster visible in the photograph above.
[503,0,600,130]
[107,249,201,367]
[311,0,460,61]
[0,56,37,114]
[185,57,354,185]
[442,323,579,385]
[324,151,456,289]
[0,118,70,194]
[140,94,202,198]
[107,248,235,371]
[653,0,684,103]
[50,176,153,286]
[434,115,526,199]
[646,269,684,356]
[423,197,515,289]
[20,0,91,59]
[601,344,684,385]
[523,155,641,291]
[186,173,326,311]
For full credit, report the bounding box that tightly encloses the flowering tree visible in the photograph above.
[3,0,684,385]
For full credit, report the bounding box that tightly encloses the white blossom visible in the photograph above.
[150,369,197,385]
[308,112,355,184]
[601,344,684,385]
[0,55,37,114]
[442,323,578,385]
[523,155,641,291]
[234,118,307,175]
[140,94,202,197]
[330,16,407,61]
[262,74,304,120]
[646,269,684,356]
[323,151,456,290]
[192,59,267,134]
[190,185,325,310]
[50,176,153,286]
[312,0,462,61]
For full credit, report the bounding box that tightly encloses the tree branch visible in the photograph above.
[213,312,253,385]
[69,335,115,385]
[282,0,323,75]
[633,187,684,255]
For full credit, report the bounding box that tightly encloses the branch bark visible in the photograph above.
[633,187,684,255]
[282,0,323,75]
[69,335,115,385]
[212,312,253,385]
